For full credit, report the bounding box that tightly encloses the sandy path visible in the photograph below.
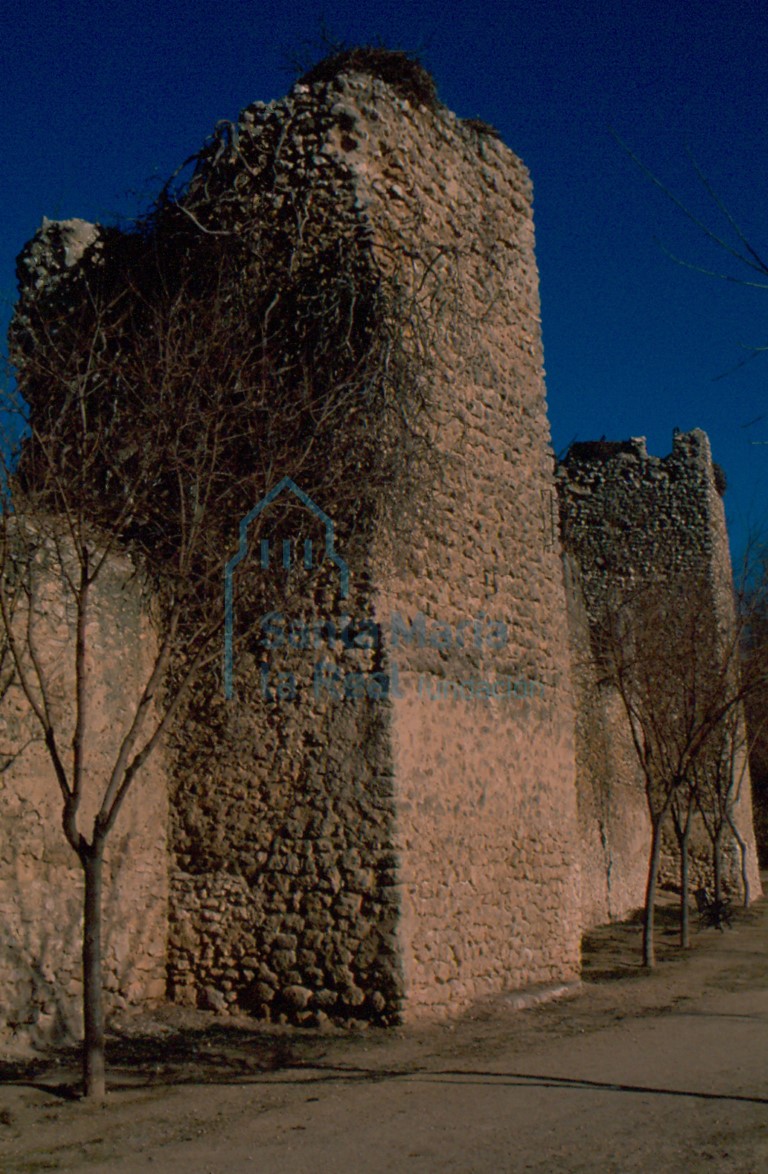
[2,892,767,1172]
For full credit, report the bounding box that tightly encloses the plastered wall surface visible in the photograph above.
[562,554,649,926]
[0,537,167,1046]
[163,68,581,1022]
[332,71,581,1014]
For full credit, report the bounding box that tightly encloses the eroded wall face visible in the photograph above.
[325,74,581,1015]
[0,539,167,1046]
[162,71,581,1023]
[389,692,579,1015]
[168,599,403,1023]
[158,73,411,1025]
[562,555,649,926]
[559,431,763,922]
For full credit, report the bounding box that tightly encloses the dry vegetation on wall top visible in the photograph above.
[10,84,445,612]
[298,46,440,110]
[296,46,502,139]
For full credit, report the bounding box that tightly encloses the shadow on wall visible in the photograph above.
[0,867,83,1048]
[0,822,167,1049]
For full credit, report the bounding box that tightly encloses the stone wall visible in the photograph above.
[562,554,649,926]
[164,64,581,1023]
[168,554,403,1023]
[558,430,762,921]
[4,54,764,1044]
[338,72,581,1015]
[0,532,167,1046]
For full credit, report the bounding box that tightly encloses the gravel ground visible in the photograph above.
[1,883,767,1173]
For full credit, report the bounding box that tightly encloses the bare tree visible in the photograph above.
[691,706,757,909]
[669,779,697,948]
[596,573,763,967]
[613,130,768,381]
[0,264,275,1096]
[0,182,443,1095]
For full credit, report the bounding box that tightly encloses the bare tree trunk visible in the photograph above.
[643,820,664,968]
[679,822,691,949]
[713,826,724,905]
[727,814,751,906]
[671,794,693,950]
[82,842,106,1099]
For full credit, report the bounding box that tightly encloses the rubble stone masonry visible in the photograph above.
[558,431,762,922]
[165,67,581,1023]
[1,58,761,1042]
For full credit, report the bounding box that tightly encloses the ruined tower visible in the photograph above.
[558,430,762,924]
[3,52,582,1035]
[161,54,582,1021]
[4,53,761,1046]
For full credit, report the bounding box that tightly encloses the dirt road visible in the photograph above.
[2,892,767,1172]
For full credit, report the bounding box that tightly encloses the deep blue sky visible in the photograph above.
[3,0,768,556]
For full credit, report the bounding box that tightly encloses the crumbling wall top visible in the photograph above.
[558,428,713,479]
[556,428,726,620]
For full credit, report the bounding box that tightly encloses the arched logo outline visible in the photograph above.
[223,477,349,699]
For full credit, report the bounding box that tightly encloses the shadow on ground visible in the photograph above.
[1,884,765,1102]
